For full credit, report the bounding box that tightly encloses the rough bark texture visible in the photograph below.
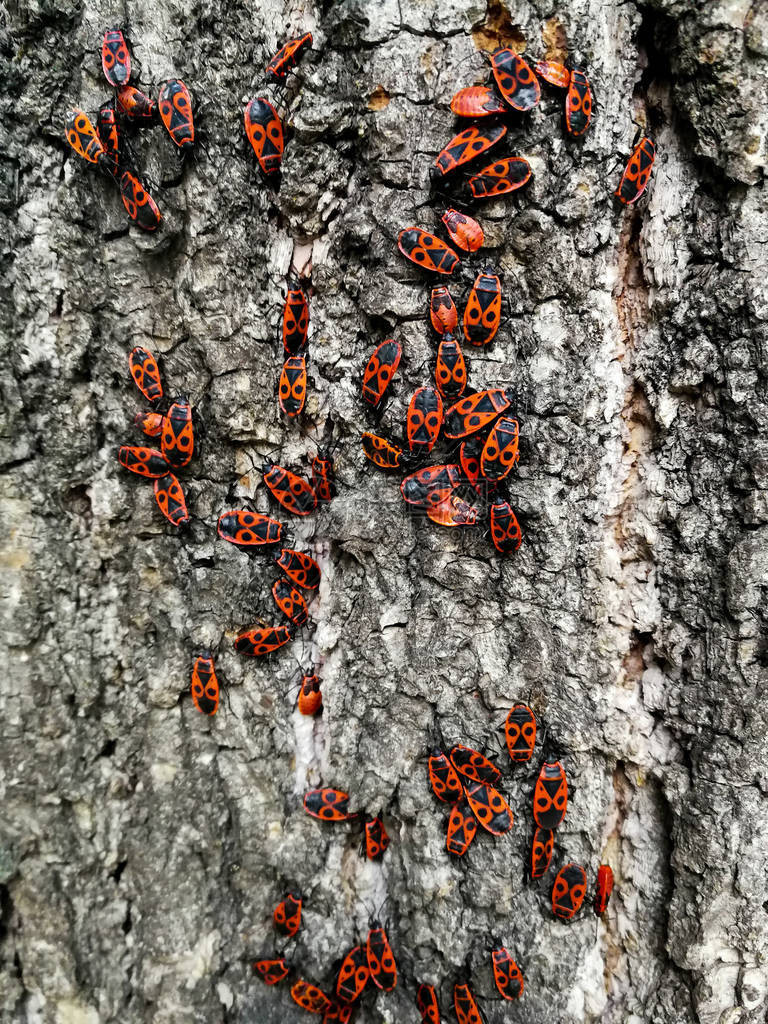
[2,1,767,1022]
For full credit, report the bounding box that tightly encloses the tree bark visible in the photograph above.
[1,1,767,1022]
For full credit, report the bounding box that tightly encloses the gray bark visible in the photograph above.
[2,1,767,1022]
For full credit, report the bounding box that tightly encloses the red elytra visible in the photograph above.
[463,780,513,835]
[191,653,219,715]
[594,865,614,915]
[416,983,441,1024]
[266,32,313,80]
[362,339,402,406]
[153,473,189,527]
[244,97,284,175]
[480,416,519,481]
[490,49,540,111]
[158,79,194,151]
[101,29,131,87]
[469,156,532,200]
[274,548,320,589]
[398,228,459,275]
[534,59,571,88]
[362,432,405,470]
[434,334,467,401]
[433,123,507,177]
[129,347,163,403]
[282,285,309,354]
[615,137,656,205]
[491,947,524,1001]
[161,398,194,469]
[552,863,587,920]
[116,85,156,120]
[253,957,290,985]
[530,826,554,879]
[426,493,477,527]
[234,625,293,656]
[366,924,397,991]
[449,744,501,786]
[336,945,370,1004]
[120,171,162,231]
[278,355,307,418]
[290,979,331,1014]
[429,286,458,334]
[364,814,390,860]
[533,761,568,829]
[272,577,309,627]
[218,510,283,546]
[263,464,318,516]
[490,498,522,553]
[297,674,322,715]
[442,209,484,253]
[450,85,508,117]
[443,388,513,439]
[463,270,502,347]
[428,749,463,804]
[303,787,354,821]
[565,69,593,137]
[118,445,169,478]
[505,703,536,762]
[273,892,302,936]
[446,799,478,856]
[406,386,443,455]
[454,983,483,1024]
[134,411,163,436]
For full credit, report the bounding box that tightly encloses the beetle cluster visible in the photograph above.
[118,347,195,526]
[244,32,313,181]
[64,28,195,230]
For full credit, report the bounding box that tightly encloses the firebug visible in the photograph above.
[450,85,507,117]
[565,69,593,137]
[398,228,459,275]
[491,947,523,1000]
[530,826,554,879]
[118,445,169,478]
[453,982,483,1024]
[449,744,501,786]
[161,397,194,469]
[366,923,397,991]
[254,957,290,985]
[533,761,568,829]
[362,339,402,407]
[429,286,458,335]
[297,673,323,715]
[441,209,484,252]
[266,32,313,80]
[594,865,614,915]
[362,432,405,470]
[443,388,513,439]
[446,800,478,856]
[434,334,467,401]
[504,704,536,762]
[272,578,309,627]
[480,416,519,481]
[552,863,587,920]
[433,123,507,177]
[311,451,335,502]
[101,29,131,87]
[120,171,162,231]
[416,984,440,1024]
[469,156,532,199]
[534,60,571,88]
[615,136,656,205]
[303,788,354,822]
[244,97,284,176]
[273,892,302,937]
[463,780,513,835]
[428,749,463,804]
[134,411,163,437]
[218,510,283,547]
[235,625,293,656]
[290,980,331,1014]
[274,548,320,589]
[129,346,163,403]
[116,85,156,120]
[191,653,219,715]
[406,386,443,455]
[490,49,540,111]
[158,79,195,151]
[65,109,107,167]
[336,945,370,1004]
[153,473,189,526]
[282,284,309,354]
[463,270,502,347]
[263,463,318,516]
[490,497,522,553]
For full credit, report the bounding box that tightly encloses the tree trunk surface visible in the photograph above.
[2,1,767,1022]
